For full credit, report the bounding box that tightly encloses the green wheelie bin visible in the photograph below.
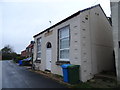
[67,65,80,84]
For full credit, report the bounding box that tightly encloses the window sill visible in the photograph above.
[34,59,41,63]
[56,61,70,65]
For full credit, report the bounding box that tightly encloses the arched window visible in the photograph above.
[46,42,52,48]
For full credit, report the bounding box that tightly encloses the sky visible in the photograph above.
[0,0,111,54]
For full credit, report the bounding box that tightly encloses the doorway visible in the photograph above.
[46,42,52,71]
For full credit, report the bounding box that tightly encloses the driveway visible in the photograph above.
[2,60,66,88]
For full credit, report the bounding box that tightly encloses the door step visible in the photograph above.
[45,69,51,73]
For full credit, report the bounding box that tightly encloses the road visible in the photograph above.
[2,60,66,88]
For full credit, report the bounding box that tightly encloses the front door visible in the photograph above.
[46,42,52,71]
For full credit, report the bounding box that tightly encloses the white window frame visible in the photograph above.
[59,25,70,61]
[29,48,31,52]
[37,38,42,60]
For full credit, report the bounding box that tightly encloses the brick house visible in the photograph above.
[21,50,27,58]
[21,41,34,58]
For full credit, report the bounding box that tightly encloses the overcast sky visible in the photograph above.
[0,0,111,54]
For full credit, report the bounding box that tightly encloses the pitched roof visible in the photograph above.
[33,4,109,37]
[26,44,34,49]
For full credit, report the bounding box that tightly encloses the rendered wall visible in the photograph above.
[89,6,114,75]
[79,6,114,82]
[111,1,120,82]
[33,14,82,76]
[79,10,93,82]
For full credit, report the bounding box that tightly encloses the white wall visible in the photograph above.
[33,14,82,76]
[79,6,114,82]
[51,15,82,75]
[90,6,114,74]
[111,1,120,82]
[79,10,93,82]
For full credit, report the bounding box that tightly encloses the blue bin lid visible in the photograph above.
[23,57,31,61]
[19,60,22,65]
[61,64,71,68]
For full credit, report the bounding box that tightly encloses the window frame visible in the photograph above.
[58,25,70,61]
[37,38,42,60]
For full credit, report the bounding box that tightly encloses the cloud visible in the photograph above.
[1,0,75,3]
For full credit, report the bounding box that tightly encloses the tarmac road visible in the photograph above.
[2,60,66,88]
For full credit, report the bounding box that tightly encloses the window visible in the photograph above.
[46,42,52,48]
[37,38,42,60]
[32,48,34,53]
[29,48,31,52]
[59,26,70,61]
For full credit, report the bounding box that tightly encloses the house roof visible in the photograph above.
[33,4,110,38]
[21,50,26,53]
[26,44,34,49]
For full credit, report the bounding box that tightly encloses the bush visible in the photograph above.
[2,54,13,60]
[13,56,26,63]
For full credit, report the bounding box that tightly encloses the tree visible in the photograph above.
[1,45,17,60]
[1,45,14,53]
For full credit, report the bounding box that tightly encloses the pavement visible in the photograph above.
[2,60,66,88]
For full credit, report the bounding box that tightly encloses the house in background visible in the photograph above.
[110,0,120,83]
[26,41,34,58]
[33,4,114,82]
[21,50,27,58]
[21,41,34,58]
